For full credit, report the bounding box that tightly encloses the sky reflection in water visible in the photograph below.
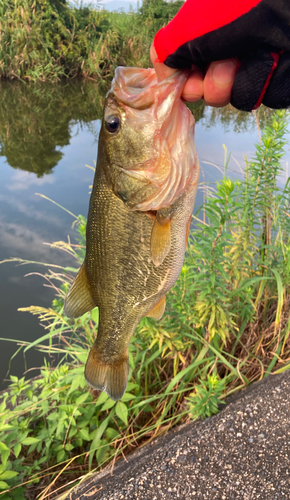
[0,79,289,385]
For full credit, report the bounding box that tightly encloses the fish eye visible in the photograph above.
[105,115,121,134]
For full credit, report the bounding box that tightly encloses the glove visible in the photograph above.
[153,0,290,111]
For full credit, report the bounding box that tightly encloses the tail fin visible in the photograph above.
[85,345,129,401]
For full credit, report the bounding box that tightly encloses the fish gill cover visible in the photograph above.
[111,66,199,210]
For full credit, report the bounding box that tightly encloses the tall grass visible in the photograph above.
[0,0,183,82]
[0,110,290,499]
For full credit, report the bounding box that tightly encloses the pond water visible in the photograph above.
[0,79,289,386]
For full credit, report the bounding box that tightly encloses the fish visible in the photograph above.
[64,66,199,401]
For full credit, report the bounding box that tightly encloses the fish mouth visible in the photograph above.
[108,66,198,213]
[111,66,189,110]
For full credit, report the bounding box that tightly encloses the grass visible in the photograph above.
[0,0,183,82]
[0,110,290,499]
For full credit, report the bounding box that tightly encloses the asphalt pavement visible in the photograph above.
[65,370,290,500]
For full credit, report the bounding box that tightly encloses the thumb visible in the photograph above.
[150,43,176,82]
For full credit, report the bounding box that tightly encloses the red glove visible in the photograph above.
[153,0,290,111]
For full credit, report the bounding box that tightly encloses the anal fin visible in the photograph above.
[150,213,171,267]
[64,263,96,318]
[85,345,129,401]
[147,295,166,320]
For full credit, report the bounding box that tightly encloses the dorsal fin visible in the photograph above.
[63,264,96,318]
[147,295,166,320]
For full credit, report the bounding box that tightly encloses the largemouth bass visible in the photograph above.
[64,67,199,400]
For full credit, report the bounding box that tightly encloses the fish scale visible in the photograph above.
[64,67,199,400]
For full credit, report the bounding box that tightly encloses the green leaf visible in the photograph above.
[68,426,78,439]
[0,442,9,451]
[96,442,109,465]
[67,374,85,396]
[26,390,33,400]
[57,449,66,463]
[115,401,128,425]
[89,413,112,469]
[90,418,109,452]
[121,393,136,402]
[75,351,88,364]
[0,481,9,490]
[75,392,90,405]
[79,428,90,441]
[271,269,284,329]
[46,412,59,421]
[53,445,64,452]
[14,443,21,458]
[18,432,29,443]
[126,382,138,391]
[91,307,99,325]
[56,423,65,438]
[0,451,9,467]
[0,400,6,412]
[95,391,109,407]
[0,471,18,480]
[0,424,12,434]
[22,437,40,445]
[143,404,154,412]
[101,399,115,411]
[165,353,208,394]
[106,427,120,440]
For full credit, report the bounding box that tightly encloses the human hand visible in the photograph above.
[152,0,290,111]
[150,44,239,107]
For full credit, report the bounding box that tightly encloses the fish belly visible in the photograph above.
[83,164,197,399]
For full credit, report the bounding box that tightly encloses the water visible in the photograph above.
[0,79,289,386]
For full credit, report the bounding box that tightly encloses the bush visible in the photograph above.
[0,0,184,82]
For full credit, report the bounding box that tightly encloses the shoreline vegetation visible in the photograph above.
[0,0,184,82]
[1,110,290,499]
[1,1,290,498]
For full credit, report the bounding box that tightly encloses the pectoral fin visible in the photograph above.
[85,345,129,401]
[63,264,96,318]
[147,295,166,320]
[150,213,171,267]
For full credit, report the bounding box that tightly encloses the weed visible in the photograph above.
[0,0,182,82]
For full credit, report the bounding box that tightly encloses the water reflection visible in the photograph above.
[0,78,277,179]
[0,78,287,386]
[0,79,105,176]
[189,100,275,132]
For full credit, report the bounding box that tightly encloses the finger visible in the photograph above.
[181,65,204,102]
[150,44,176,81]
[204,59,240,107]
[151,44,204,102]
